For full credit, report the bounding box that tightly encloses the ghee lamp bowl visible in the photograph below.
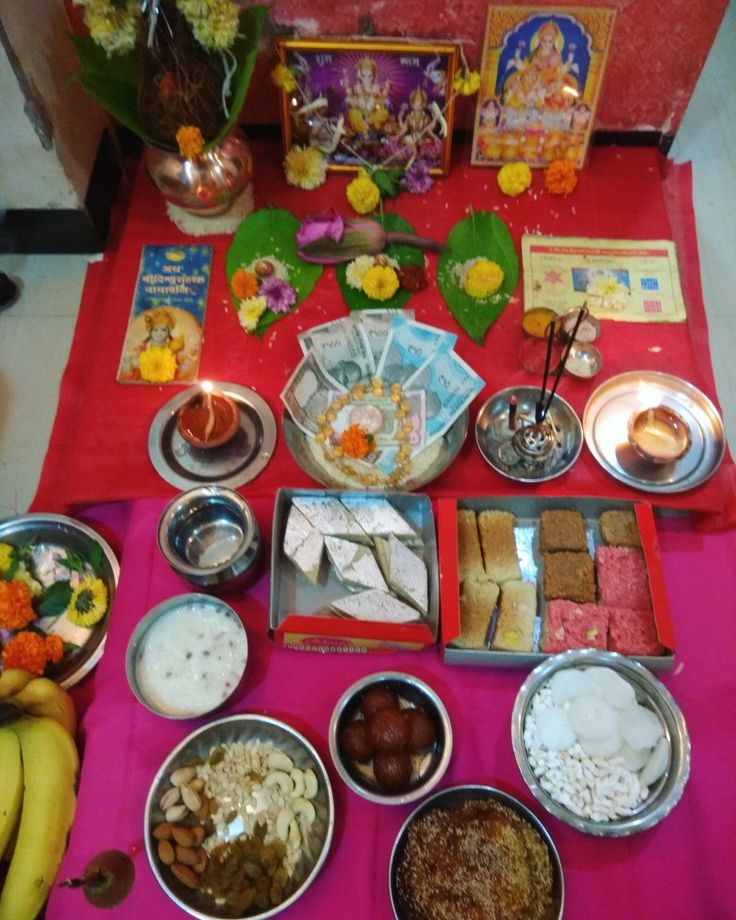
[627,406,691,464]
[176,385,239,450]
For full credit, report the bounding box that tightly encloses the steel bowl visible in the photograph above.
[329,671,452,806]
[389,785,564,920]
[511,649,691,836]
[126,593,247,719]
[157,486,262,589]
[0,512,119,689]
[144,714,334,919]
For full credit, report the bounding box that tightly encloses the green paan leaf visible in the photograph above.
[436,212,519,344]
[37,581,73,618]
[336,213,424,312]
[86,542,103,577]
[370,168,404,199]
[225,207,323,338]
[59,550,87,575]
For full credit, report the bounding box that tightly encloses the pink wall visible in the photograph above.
[245,0,728,135]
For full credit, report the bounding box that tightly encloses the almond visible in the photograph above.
[152,822,174,840]
[193,847,208,874]
[170,863,200,889]
[190,826,206,846]
[171,826,195,848]
[157,839,175,866]
[175,845,199,867]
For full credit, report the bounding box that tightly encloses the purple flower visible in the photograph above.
[401,161,434,195]
[295,209,345,249]
[260,276,297,314]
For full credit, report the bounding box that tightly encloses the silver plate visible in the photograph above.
[148,383,277,490]
[583,371,725,493]
[282,411,468,491]
[475,386,583,483]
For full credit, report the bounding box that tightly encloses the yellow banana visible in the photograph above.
[8,677,77,738]
[0,717,78,920]
[0,728,23,858]
[0,669,35,699]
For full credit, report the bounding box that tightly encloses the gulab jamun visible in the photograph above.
[404,707,437,752]
[339,720,374,762]
[360,685,399,719]
[373,752,412,792]
[368,707,409,753]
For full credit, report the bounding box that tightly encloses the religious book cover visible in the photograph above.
[117,244,211,385]
[471,6,616,168]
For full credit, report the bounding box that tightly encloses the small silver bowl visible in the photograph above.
[329,671,452,806]
[126,593,248,719]
[158,486,262,588]
[564,342,602,379]
[512,649,691,836]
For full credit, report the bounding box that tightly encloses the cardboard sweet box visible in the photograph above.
[269,488,439,651]
[437,496,675,671]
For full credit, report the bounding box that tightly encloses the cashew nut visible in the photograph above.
[266,751,294,772]
[291,797,316,825]
[276,807,294,842]
[264,770,295,796]
[303,768,318,800]
[289,768,305,798]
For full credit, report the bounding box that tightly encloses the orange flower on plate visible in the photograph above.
[0,580,35,631]
[544,159,578,196]
[2,631,48,675]
[231,268,259,301]
[339,424,374,459]
[45,634,64,663]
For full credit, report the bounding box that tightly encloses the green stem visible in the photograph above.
[384,232,444,252]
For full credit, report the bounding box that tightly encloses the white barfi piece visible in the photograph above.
[339,497,419,542]
[292,496,368,542]
[283,504,324,585]
[374,534,428,614]
[331,589,420,624]
[324,536,387,592]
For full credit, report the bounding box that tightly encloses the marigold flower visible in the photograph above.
[65,576,108,628]
[453,68,481,96]
[238,296,268,333]
[231,268,259,300]
[45,634,64,663]
[0,579,35,631]
[345,255,378,290]
[177,0,239,51]
[284,145,327,190]
[362,265,400,301]
[498,162,532,197]
[339,424,374,459]
[544,159,578,195]
[346,169,381,215]
[0,543,14,574]
[176,125,205,159]
[138,346,177,383]
[271,62,297,93]
[464,259,505,299]
[1,631,48,676]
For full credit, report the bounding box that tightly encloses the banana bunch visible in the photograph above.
[0,669,79,920]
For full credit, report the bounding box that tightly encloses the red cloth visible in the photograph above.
[31,142,735,522]
[46,498,736,919]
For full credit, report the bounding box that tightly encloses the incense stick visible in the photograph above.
[537,319,557,423]
[543,308,586,418]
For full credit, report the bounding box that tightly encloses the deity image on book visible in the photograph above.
[471,6,616,168]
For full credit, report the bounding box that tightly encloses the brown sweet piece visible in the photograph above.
[373,752,413,791]
[340,720,374,762]
[543,551,596,603]
[403,708,436,752]
[368,707,410,753]
[599,510,642,548]
[360,685,399,719]
[540,509,588,553]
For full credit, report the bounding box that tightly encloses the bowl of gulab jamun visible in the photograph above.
[328,672,452,805]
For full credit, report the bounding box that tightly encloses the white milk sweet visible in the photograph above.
[135,601,246,717]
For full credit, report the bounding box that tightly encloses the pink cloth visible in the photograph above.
[47,499,736,919]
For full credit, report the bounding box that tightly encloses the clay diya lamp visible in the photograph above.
[627,405,691,464]
[176,383,239,450]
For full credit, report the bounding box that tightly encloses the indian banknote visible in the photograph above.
[375,314,457,385]
[281,350,347,436]
[357,309,414,370]
[297,317,374,386]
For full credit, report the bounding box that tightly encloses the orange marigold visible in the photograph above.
[0,579,35,630]
[339,424,373,459]
[45,634,64,663]
[176,125,205,159]
[2,631,48,676]
[544,159,578,196]
[231,268,259,301]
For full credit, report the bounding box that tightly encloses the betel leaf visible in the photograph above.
[370,168,404,199]
[336,213,424,312]
[87,542,103,576]
[59,550,87,575]
[37,580,73,618]
[225,207,323,338]
[436,211,519,344]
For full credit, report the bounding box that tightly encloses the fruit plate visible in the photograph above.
[0,514,119,688]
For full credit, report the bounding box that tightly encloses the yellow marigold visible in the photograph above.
[1,631,48,676]
[362,265,400,301]
[13,566,43,599]
[0,543,13,574]
[65,576,108,628]
[176,125,205,159]
[271,62,297,93]
[231,268,259,300]
[544,159,578,196]
[75,0,140,55]
[498,162,532,197]
[139,346,177,383]
[453,69,481,96]
[238,295,268,333]
[284,145,327,190]
[339,424,374,459]
[464,259,505,299]
[177,0,239,51]
[0,580,35,631]
[347,169,381,215]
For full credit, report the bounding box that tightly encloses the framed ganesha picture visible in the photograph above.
[471,6,616,168]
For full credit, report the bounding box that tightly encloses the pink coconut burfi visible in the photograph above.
[541,601,610,654]
[608,606,664,656]
[595,546,652,610]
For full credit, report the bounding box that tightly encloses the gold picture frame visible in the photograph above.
[276,38,459,174]
[471,6,616,168]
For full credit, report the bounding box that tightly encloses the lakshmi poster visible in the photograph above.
[471,6,616,168]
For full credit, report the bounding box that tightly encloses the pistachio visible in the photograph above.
[171,826,195,848]
[170,863,200,889]
[181,784,202,813]
[170,766,197,787]
[164,804,188,823]
[157,838,175,865]
[159,786,181,811]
